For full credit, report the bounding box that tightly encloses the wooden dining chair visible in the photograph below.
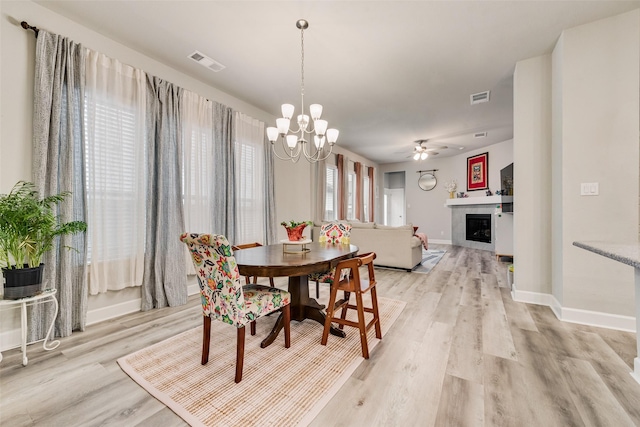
[321,252,381,359]
[180,233,291,383]
[232,242,275,287]
[309,222,352,298]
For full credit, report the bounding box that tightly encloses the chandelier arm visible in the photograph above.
[271,142,302,163]
[301,140,334,162]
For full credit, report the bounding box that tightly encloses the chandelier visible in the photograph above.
[266,19,339,163]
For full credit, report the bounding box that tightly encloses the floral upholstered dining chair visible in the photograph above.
[309,222,352,298]
[180,233,291,383]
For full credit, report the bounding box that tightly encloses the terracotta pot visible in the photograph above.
[284,224,307,241]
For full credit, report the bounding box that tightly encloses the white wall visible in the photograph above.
[556,9,639,316]
[514,9,639,328]
[513,55,553,296]
[378,140,513,243]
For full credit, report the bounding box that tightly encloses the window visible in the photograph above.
[363,176,370,222]
[234,112,266,244]
[347,171,356,220]
[84,52,147,294]
[324,165,338,221]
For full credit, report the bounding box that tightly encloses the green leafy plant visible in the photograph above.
[0,181,87,269]
[280,220,313,228]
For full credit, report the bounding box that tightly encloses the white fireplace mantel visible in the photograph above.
[445,195,511,207]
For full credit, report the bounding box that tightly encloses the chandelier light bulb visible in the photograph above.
[297,114,310,131]
[421,152,428,160]
[309,104,323,120]
[314,135,326,149]
[314,119,328,136]
[326,128,339,144]
[286,135,298,149]
[276,118,290,135]
[413,152,420,160]
[281,104,295,120]
[266,127,279,142]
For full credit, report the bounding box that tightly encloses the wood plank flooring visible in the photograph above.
[1,245,638,426]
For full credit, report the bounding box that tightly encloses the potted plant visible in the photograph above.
[280,220,312,241]
[0,181,87,299]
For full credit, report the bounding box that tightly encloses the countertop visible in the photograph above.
[573,241,640,269]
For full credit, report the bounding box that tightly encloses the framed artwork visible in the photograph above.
[467,152,488,191]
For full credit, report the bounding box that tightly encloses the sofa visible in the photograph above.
[312,222,423,271]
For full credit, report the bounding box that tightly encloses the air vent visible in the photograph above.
[188,50,226,72]
[474,132,487,138]
[470,91,490,105]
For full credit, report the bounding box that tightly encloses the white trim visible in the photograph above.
[86,284,200,326]
[511,284,636,333]
[429,239,452,245]
[562,306,636,333]
[86,298,142,326]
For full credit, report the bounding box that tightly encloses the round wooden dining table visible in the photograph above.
[234,241,358,348]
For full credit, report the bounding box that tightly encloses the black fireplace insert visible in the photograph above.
[466,214,491,243]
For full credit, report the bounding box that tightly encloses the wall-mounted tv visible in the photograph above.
[500,163,514,213]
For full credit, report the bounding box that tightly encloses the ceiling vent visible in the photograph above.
[474,132,487,138]
[470,91,490,105]
[188,50,226,72]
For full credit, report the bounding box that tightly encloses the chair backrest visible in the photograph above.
[180,233,248,327]
[334,252,377,291]
[319,222,352,244]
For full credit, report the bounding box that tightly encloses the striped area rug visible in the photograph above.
[118,295,406,427]
[413,249,447,274]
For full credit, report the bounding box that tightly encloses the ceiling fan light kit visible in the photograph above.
[266,19,338,163]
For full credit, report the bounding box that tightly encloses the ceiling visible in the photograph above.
[34,1,640,164]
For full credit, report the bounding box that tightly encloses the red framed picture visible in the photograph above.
[467,152,488,191]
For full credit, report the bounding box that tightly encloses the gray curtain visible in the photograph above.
[31,30,88,339]
[141,76,187,310]
[212,102,236,243]
[263,134,277,244]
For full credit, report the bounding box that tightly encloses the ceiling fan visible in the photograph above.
[410,139,448,160]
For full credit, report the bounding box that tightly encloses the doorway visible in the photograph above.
[383,171,405,226]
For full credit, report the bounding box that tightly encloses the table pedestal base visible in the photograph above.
[260,275,345,348]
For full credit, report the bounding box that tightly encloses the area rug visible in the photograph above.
[117,295,405,427]
[412,249,446,274]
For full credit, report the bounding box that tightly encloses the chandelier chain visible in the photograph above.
[300,26,305,115]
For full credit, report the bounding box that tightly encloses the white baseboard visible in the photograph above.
[512,284,636,333]
[429,239,452,245]
[1,283,202,352]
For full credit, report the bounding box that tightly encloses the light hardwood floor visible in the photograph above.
[1,245,639,426]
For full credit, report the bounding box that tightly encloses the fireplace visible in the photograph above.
[466,214,491,243]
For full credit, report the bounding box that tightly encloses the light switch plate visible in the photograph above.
[581,182,599,196]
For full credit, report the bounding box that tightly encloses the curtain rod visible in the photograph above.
[416,169,438,174]
[21,21,39,38]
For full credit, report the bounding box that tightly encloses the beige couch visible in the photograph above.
[312,222,423,271]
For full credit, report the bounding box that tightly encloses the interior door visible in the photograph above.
[384,188,405,226]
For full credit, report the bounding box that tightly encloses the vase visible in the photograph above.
[449,191,455,199]
[285,224,307,241]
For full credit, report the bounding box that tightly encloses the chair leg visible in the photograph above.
[321,283,340,346]
[316,281,320,298]
[370,286,382,339]
[202,316,211,365]
[283,304,291,348]
[250,320,256,336]
[235,326,246,383]
[269,277,275,287]
[338,291,350,330]
[355,291,370,359]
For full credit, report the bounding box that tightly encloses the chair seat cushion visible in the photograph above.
[243,285,291,321]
